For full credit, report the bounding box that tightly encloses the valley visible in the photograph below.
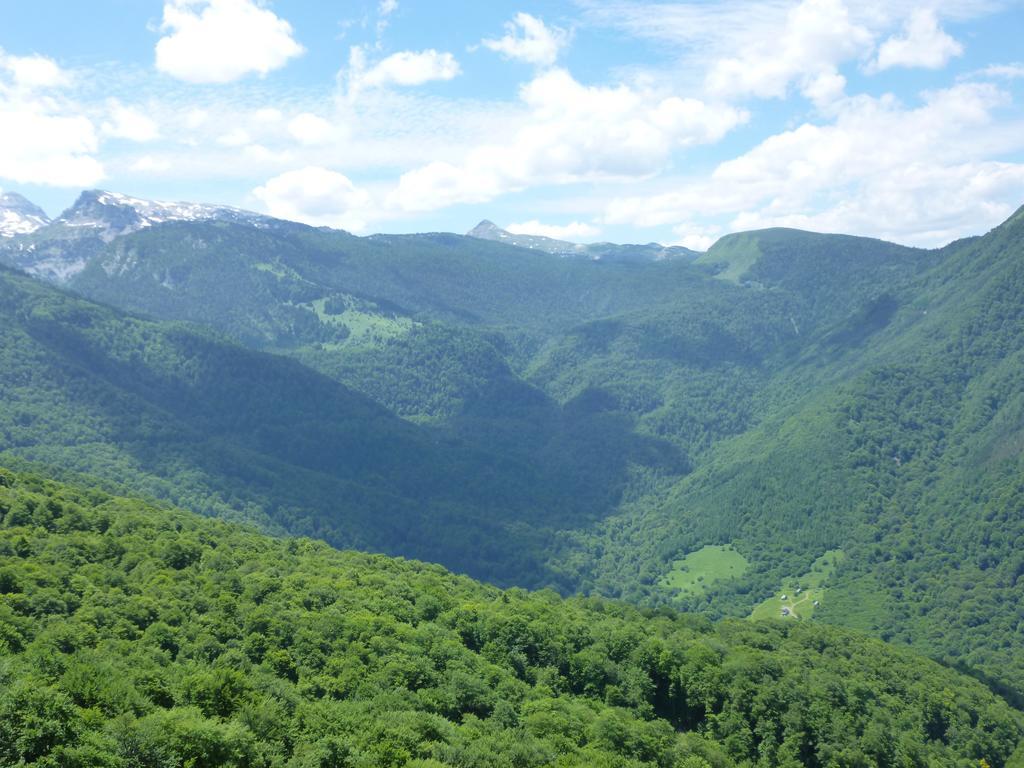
[2,189,1024,763]
[4,2,1024,763]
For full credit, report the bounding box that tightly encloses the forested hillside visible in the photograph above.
[555,208,1024,698]
[3,195,1024,705]
[0,263,668,585]
[2,468,1022,767]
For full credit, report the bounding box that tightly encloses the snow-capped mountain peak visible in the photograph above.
[55,189,271,242]
[0,189,282,284]
[0,192,51,237]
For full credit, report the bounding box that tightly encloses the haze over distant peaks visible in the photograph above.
[466,219,589,255]
[0,191,51,237]
[467,219,702,262]
[0,190,282,282]
[54,189,273,242]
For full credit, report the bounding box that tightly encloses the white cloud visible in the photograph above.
[605,82,1024,246]
[976,62,1024,79]
[347,47,461,98]
[704,0,871,102]
[376,0,399,35]
[506,219,600,240]
[0,50,68,90]
[155,0,304,84]
[131,155,173,173]
[0,50,102,187]
[872,8,963,71]
[481,13,570,67]
[253,166,373,232]
[184,108,209,129]
[389,68,747,211]
[217,128,251,147]
[671,224,719,251]
[102,100,160,142]
[0,107,104,187]
[579,1,999,102]
[254,107,283,123]
[287,112,332,145]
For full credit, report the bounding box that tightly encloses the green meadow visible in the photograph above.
[659,544,749,596]
[750,550,846,621]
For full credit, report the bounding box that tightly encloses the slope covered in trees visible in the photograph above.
[0,263,680,586]
[556,208,1024,698]
[1,467,1022,767]
[4,196,1024,704]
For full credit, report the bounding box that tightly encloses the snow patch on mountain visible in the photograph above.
[0,192,51,237]
[56,190,272,242]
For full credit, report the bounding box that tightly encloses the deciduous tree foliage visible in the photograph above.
[1,469,1021,767]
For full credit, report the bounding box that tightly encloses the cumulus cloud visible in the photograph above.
[0,107,103,187]
[671,224,720,252]
[0,50,68,90]
[389,68,747,211]
[155,0,304,84]
[102,100,160,142]
[253,166,372,231]
[346,46,461,99]
[705,0,871,103]
[0,50,103,187]
[872,8,963,72]
[605,83,1024,246]
[481,13,570,67]
[287,112,332,145]
[506,220,600,240]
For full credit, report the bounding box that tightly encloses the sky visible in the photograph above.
[1,0,1023,248]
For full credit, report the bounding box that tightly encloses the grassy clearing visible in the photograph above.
[695,232,763,283]
[750,549,846,621]
[307,296,416,347]
[659,544,749,596]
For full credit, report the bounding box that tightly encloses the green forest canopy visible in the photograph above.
[1,467,1023,768]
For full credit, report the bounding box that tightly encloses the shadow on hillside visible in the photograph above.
[19,302,686,591]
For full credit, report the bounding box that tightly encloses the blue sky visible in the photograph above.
[2,0,1023,247]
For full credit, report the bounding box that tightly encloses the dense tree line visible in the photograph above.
[2,468,1022,767]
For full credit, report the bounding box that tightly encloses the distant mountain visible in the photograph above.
[0,191,50,237]
[54,189,273,240]
[0,189,278,281]
[467,218,701,262]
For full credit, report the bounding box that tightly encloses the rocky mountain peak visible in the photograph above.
[0,191,51,237]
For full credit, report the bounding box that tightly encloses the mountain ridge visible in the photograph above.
[467,217,702,262]
[0,189,281,281]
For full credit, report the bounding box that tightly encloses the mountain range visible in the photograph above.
[2,188,1024,714]
[466,218,701,262]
